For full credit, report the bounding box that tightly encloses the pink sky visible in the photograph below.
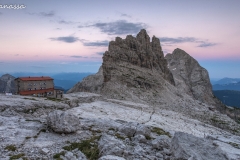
[0,0,240,78]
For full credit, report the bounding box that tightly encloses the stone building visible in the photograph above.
[15,76,55,97]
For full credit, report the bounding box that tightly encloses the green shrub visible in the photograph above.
[5,145,16,151]
[53,151,65,159]
[62,136,100,160]
[10,153,25,160]
[151,127,171,138]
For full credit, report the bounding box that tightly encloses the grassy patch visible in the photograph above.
[108,127,115,131]
[5,145,17,151]
[228,142,240,149]
[10,153,25,160]
[62,136,100,160]
[46,97,62,102]
[145,135,152,140]
[151,127,171,138]
[115,133,125,140]
[210,116,227,125]
[23,97,37,101]
[53,151,65,159]
[136,76,145,80]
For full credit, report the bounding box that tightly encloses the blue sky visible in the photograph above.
[0,0,240,78]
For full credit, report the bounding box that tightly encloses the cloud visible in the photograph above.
[161,37,197,43]
[0,12,2,15]
[78,20,147,35]
[160,37,217,48]
[39,11,55,17]
[197,42,217,47]
[70,55,83,58]
[121,13,131,18]
[70,55,88,58]
[49,36,80,43]
[14,54,19,56]
[96,52,104,55]
[27,11,55,17]
[82,40,109,47]
[58,20,74,24]
[56,28,61,30]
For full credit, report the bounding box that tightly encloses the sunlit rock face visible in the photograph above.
[165,48,215,104]
[102,29,175,86]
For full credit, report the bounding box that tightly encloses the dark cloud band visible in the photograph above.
[160,37,217,48]
[79,20,147,35]
[49,36,79,43]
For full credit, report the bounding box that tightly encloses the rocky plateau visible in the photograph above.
[1,29,240,160]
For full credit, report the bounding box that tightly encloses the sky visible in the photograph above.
[0,0,240,79]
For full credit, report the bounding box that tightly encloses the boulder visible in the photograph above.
[170,132,228,160]
[98,134,126,157]
[118,122,151,137]
[47,110,79,133]
[151,135,171,150]
[98,155,126,160]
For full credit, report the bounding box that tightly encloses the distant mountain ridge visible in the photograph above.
[212,77,240,85]
[212,82,240,91]
[0,74,16,93]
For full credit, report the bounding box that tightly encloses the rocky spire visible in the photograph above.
[102,29,175,85]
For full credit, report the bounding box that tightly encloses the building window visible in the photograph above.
[35,88,37,90]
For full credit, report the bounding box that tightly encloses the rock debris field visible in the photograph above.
[0,93,240,160]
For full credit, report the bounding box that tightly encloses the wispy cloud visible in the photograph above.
[82,40,109,47]
[161,37,197,43]
[49,35,109,46]
[70,55,87,58]
[49,36,80,43]
[160,37,217,48]
[78,20,147,35]
[39,11,55,17]
[121,13,131,18]
[96,52,104,55]
[58,20,74,24]
[28,11,55,17]
[197,42,217,47]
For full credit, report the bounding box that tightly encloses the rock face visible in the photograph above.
[67,66,103,94]
[102,29,175,86]
[47,110,79,133]
[165,48,215,104]
[0,74,16,93]
[69,29,177,102]
[171,132,228,160]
